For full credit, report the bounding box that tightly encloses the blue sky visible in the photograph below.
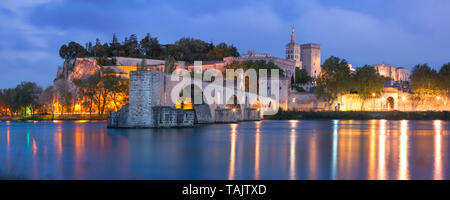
[0,0,449,88]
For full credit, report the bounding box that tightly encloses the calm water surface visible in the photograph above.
[0,120,449,180]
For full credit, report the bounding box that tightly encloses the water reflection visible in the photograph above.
[254,121,260,179]
[378,120,387,180]
[289,120,298,180]
[331,120,339,180]
[434,120,442,180]
[398,120,409,180]
[228,124,237,180]
[0,120,448,180]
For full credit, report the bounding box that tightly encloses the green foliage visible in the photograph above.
[438,63,450,92]
[165,56,177,73]
[74,66,129,116]
[59,41,88,59]
[295,68,312,85]
[352,65,385,110]
[411,64,439,99]
[315,56,352,109]
[2,82,43,116]
[58,34,240,63]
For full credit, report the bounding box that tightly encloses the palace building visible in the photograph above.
[285,25,322,78]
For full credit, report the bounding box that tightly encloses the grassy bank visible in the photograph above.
[0,114,107,122]
[264,111,450,120]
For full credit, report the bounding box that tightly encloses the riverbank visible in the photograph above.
[264,111,450,120]
[0,114,107,122]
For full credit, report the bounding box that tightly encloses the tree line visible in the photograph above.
[0,67,129,118]
[59,34,240,63]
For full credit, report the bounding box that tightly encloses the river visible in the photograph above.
[0,120,448,180]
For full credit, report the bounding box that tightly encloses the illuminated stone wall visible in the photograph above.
[287,88,449,112]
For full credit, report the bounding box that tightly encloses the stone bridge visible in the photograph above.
[108,70,278,128]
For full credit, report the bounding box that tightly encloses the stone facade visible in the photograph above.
[107,70,195,128]
[300,43,321,78]
[224,51,296,80]
[285,25,302,69]
[374,63,410,82]
[286,87,450,112]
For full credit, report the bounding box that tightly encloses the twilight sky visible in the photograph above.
[0,0,449,88]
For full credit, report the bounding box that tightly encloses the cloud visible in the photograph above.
[0,0,450,88]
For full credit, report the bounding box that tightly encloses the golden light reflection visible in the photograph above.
[228,124,238,180]
[289,120,298,180]
[368,120,376,180]
[434,120,443,180]
[75,126,85,178]
[309,131,318,179]
[32,138,37,156]
[254,121,261,179]
[378,120,387,180]
[7,126,10,153]
[55,124,62,155]
[398,120,409,180]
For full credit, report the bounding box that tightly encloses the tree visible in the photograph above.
[140,33,163,59]
[352,65,385,110]
[14,82,42,116]
[315,56,352,110]
[165,55,177,73]
[73,74,100,117]
[295,68,312,85]
[104,74,128,112]
[110,33,121,56]
[173,38,210,63]
[39,86,56,117]
[54,80,73,113]
[0,88,16,116]
[59,41,88,60]
[411,64,438,107]
[438,63,450,106]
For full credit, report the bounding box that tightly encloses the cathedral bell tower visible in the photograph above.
[285,25,301,69]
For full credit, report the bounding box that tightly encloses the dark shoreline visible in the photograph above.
[2,111,450,122]
[264,111,450,120]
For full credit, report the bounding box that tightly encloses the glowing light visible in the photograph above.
[254,121,260,179]
[402,96,407,101]
[74,104,81,112]
[398,120,409,180]
[232,108,236,112]
[436,96,441,100]
[292,98,296,103]
[434,120,442,180]
[228,124,238,180]
[372,93,376,97]
[378,120,387,180]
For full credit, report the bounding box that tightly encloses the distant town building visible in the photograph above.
[373,63,410,82]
